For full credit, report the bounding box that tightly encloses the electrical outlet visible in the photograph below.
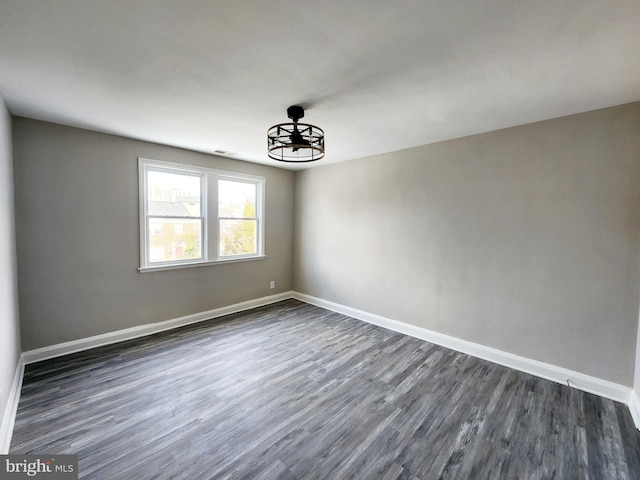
[270,280,276,289]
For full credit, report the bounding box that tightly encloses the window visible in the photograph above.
[139,158,265,271]
[219,180,258,257]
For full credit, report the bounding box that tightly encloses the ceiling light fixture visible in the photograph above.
[267,105,324,163]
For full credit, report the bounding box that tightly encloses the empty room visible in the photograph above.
[1,1,640,478]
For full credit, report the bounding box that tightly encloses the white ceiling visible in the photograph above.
[0,1,639,170]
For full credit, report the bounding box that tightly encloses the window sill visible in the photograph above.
[138,255,266,273]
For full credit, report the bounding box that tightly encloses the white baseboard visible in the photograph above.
[630,390,640,430]
[22,292,293,365]
[292,292,632,405]
[10,289,638,447]
[0,356,25,454]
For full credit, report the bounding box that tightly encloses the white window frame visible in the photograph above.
[139,158,265,272]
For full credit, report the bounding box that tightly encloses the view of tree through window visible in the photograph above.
[219,179,257,256]
[147,169,202,263]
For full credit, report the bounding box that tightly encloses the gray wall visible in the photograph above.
[636,310,640,395]
[294,102,640,386]
[13,118,295,351]
[0,94,21,418]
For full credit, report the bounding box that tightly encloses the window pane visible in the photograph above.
[219,180,256,218]
[219,219,257,256]
[148,170,201,217]
[150,223,163,235]
[149,246,166,261]
[148,218,202,262]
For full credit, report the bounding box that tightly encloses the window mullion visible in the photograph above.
[207,172,219,261]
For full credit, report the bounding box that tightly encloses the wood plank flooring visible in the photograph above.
[10,300,640,479]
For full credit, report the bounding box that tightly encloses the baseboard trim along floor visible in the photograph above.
[0,357,25,454]
[630,391,640,430]
[21,291,294,365]
[11,290,640,435]
[291,292,635,413]
[13,299,639,477]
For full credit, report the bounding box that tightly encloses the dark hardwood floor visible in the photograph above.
[10,300,640,479]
